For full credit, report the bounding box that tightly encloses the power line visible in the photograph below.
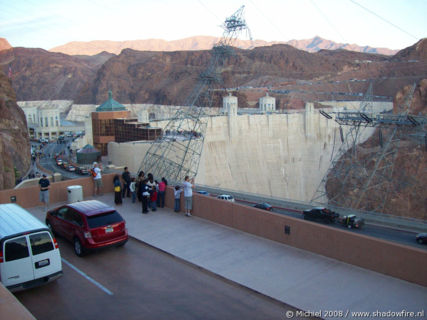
[309,0,346,43]
[248,0,288,41]
[349,0,418,41]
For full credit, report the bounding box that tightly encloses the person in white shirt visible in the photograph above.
[92,162,103,196]
[182,176,194,217]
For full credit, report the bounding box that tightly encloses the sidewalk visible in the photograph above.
[28,194,427,319]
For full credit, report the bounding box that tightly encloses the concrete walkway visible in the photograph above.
[28,195,427,319]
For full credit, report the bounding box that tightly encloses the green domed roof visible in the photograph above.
[96,91,126,112]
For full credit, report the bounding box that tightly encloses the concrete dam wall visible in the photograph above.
[109,102,393,202]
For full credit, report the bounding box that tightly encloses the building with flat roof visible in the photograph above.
[91,91,163,155]
[18,100,84,140]
[91,91,131,155]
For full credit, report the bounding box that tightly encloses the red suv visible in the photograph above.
[45,200,128,256]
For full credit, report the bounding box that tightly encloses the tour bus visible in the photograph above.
[0,204,62,292]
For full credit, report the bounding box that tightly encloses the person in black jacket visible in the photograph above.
[113,175,122,205]
[139,178,150,214]
[121,167,131,198]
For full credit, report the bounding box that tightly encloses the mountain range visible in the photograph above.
[49,35,398,56]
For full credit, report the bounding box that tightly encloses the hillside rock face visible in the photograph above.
[391,38,427,62]
[0,38,12,51]
[0,70,30,190]
[0,48,113,101]
[76,45,351,105]
[325,80,427,219]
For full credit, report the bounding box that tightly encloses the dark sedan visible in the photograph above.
[415,233,427,244]
[253,202,273,211]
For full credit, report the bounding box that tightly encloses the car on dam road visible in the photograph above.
[338,214,365,229]
[303,207,339,224]
[253,202,273,211]
[197,190,210,196]
[45,200,128,257]
[415,233,427,244]
[217,194,235,202]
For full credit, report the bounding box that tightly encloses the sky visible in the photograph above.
[0,0,426,51]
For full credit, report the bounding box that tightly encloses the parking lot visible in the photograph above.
[15,237,295,320]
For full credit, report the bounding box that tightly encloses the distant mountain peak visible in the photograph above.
[0,38,12,52]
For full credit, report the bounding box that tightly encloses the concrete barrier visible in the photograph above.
[0,283,36,319]
[189,191,427,287]
[0,174,116,209]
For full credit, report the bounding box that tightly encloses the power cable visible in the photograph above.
[309,0,346,43]
[348,0,418,41]
[247,0,288,41]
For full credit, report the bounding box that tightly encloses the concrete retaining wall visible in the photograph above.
[0,175,115,208]
[186,191,427,287]
[0,283,35,320]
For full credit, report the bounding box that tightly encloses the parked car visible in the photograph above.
[217,194,235,202]
[253,202,273,211]
[45,200,128,257]
[56,159,63,166]
[197,190,210,195]
[415,233,427,244]
[67,165,76,172]
[303,207,339,224]
[338,214,364,229]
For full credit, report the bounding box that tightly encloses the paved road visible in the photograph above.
[14,238,309,320]
[227,197,426,250]
[271,207,425,249]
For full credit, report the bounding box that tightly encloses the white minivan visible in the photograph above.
[0,204,62,292]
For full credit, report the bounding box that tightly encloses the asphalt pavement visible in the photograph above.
[28,194,427,320]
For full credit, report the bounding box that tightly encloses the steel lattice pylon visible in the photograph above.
[311,82,425,213]
[138,6,251,183]
[311,82,375,205]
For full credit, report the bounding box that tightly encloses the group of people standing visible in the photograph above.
[112,167,194,217]
[112,168,171,214]
[136,172,168,214]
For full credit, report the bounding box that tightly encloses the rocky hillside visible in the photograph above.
[2,39,425,106]
[76,44,352,105]
[0,38,12,51]
[50,35,398,56]
[0,69,30,190]
[0,47,113,101]
[325,80,427,219]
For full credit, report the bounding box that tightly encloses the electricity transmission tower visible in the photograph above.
[138,6,251,182]
[312,82,426,213]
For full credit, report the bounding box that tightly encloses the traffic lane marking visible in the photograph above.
[61,258,113,296]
